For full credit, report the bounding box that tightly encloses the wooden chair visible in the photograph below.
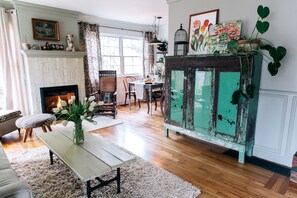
[123,76,141,108]
[94,70,117,119]
[147,83,165,116]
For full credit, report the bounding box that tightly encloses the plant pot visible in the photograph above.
[238,39,260,52]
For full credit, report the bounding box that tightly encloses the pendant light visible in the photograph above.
[149,16,162,45]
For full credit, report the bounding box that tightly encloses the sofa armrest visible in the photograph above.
[0,179,32,198]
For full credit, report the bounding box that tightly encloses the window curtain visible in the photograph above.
[0,8,29,115]
[78,22,102,97]
[143,31,154,77]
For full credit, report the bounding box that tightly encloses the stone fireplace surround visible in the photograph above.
[21,50,86,115]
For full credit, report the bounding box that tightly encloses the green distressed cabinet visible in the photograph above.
[164,55,263,163]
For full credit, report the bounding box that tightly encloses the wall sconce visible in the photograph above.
[149,16,162,45]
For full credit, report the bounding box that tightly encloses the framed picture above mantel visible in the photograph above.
[32,18,60,41]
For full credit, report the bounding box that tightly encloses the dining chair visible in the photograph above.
[123,76,141,108]
[146,83,165,116]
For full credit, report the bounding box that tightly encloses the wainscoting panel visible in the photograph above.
[286,96,297,157]
[253,90,297,167]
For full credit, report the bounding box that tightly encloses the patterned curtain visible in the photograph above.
[78,22,102,97]
[143,32,154,77]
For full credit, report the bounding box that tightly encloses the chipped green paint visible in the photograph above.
[164,55,263,164]
[170,70,184,125]
[194,71,212,130]
[216,72,240,136]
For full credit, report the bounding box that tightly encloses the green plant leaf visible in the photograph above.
[227,40,238,49]
[246,84,256,98]
[269,47,277,59]
[268,62,279,76]
[257,5,270,19]
[275,46,287,62]
[231,90,246,105]
[256,21,270,34]
[259,44,272,51]
[213,51,220,56]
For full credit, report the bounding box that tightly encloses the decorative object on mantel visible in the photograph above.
[66,34,75,52]
[174,24,188,56]
[188,9,219,55]
[40,42,64,50]
[22,42,31,50]
[52,95,98,144]
[32,18,60,41]
[31,44,40,50]
[148,16,163,45]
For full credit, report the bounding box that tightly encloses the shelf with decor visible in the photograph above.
[21,50,86,58]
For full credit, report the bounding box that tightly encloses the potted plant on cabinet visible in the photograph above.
[225,5,287,104]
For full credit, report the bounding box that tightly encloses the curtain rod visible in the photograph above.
[100,25,144,33]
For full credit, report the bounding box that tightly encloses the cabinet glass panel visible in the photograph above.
[216,72,240,136]
[194,71,212,130]
[170,70,184,125]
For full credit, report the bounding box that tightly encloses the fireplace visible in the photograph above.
[40,85,79,113]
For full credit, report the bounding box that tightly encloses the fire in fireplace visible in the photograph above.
[40,85,79,113]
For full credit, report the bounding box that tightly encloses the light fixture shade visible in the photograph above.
[149,35,162,45]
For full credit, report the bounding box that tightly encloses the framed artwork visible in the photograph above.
[32,18,60,41]
[208,20,242,54]
[188,9,219,55]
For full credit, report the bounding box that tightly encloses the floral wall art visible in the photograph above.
[208,20,242,54]
[188,9,219,55]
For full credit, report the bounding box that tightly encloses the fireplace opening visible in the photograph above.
[40,85,79,113]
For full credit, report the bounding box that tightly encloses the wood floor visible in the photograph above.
[2,104,297,197]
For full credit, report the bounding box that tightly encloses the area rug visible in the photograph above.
[9,146,201,198]
[36,116,123,133]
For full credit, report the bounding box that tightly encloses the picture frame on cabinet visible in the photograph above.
[32,18,60,41]
[188,9,219,55]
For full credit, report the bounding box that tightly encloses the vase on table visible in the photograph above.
[73,120,84,144]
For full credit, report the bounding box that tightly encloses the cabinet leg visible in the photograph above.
[164,128,169,137]
[238,151,245,164]
[246,147,253,157]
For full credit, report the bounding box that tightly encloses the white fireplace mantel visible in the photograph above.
[21,50,86,115]
[21,50,86,58]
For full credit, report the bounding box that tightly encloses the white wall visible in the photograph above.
[167,0,297,166]
[168,0,297,92]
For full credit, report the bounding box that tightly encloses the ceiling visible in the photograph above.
[16,0,169,25]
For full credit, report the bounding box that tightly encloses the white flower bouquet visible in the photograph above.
[52,95,98,144]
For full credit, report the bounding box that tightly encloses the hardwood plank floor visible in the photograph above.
[1,103,297,197]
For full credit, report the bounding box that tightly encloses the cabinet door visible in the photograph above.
[216,72,240,136]
[193,70,213,131]
[170,70,185,126]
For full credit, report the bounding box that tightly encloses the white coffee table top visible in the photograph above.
[37,129,135,182]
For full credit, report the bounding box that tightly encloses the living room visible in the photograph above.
[1,0,297,197]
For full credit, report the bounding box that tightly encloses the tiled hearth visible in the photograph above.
[21,50,86,115]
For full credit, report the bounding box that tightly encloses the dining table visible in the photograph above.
[128,81,164,116]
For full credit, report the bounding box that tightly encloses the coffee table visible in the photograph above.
[37,129,135,197]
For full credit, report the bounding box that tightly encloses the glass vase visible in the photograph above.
[73,120,84,145]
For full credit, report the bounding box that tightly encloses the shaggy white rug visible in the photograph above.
[9,146,201,198]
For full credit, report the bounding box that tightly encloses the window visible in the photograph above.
[101,34,143,76]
